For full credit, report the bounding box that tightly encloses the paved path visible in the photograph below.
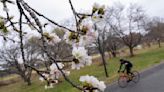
[105,62,164,92]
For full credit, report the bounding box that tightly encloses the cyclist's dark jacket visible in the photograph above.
[121,60,132,67]
[119,60,133,73]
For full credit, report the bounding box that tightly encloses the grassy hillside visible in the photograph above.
[0,45,164,92]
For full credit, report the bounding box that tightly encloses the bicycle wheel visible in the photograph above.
[132,71,140,83]
[118,76,128,88]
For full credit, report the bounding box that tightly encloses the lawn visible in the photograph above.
[0,45,164,92]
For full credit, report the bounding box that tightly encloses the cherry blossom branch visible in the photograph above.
[1,0,105,91]
[16,0,83,90]
[68,0,79,31]
[16,0,28,72]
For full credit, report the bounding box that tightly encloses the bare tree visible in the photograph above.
[106,32,121,57]
[94,23,109,77]
[141,17,153,48]
[106,3,145,56]
[0,43,39,85]
[104,7,121,58]
[146,17,164,48]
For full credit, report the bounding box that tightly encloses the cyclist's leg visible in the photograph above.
[126,66,132,82]
[126,66,131,75]
[129,66,135,78]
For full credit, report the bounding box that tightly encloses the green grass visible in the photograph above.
[0,46,164,92]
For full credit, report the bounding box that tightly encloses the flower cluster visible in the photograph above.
[63,22,99,70]
[43,32,61,45]
[92,3,106,22]
[63,31,78,45]
[64,22,98,47]
[50,63,70,77]
[80,75,106,92]
[78,29,98,46]
[71,46,92,70]
[39,63,70,89]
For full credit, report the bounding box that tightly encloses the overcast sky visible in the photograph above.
[1,0,164,22]
[0,0,164,47]
[27,0,164,22]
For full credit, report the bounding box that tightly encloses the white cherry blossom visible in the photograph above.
[50,63,64,72]
[71,62,84,70]
[80,75,106,92]
[71,46,92,69]
[72,46,87,60]
[63,31,78,45]
[47,33,61,45]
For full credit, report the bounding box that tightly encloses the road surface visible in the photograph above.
[105,62,164,92]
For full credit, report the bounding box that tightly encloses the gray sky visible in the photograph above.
[29,0,164,22]
[26,0,164,22]
[0,0,164,47]
[1,0,164,22]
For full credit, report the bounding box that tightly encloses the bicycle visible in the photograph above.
[118,70,140,88]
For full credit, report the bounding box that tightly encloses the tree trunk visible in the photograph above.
[97,36,109,77]
[158,39,161,48]
[24,75,31,86]
[26,78,31,86]
[111,51,116,57]
[129,47,134,57]
[100,52,109,77]
[20,72,32,86]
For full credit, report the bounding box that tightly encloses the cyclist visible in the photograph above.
[118,59,133,81]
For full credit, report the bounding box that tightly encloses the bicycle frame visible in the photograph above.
[118,70,140,88]
[119,72,132,80]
